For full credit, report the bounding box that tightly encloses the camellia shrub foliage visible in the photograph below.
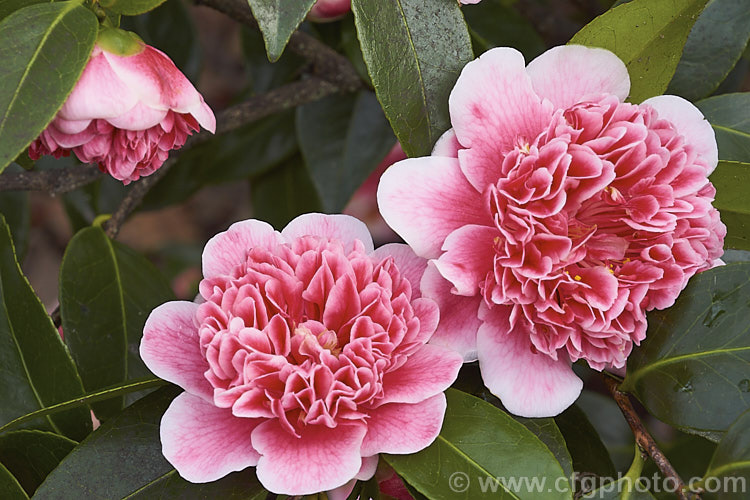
[1,0,750,498]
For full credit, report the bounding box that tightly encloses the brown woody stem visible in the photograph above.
[603,375,695,500]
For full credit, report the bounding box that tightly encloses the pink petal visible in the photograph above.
[434,224,498,296]
[323,455,378,500]
[411,297,440,344]
[477,307,582,417]
[252,421,367,495]
[102,45,204,114]
[59,49,140,120]
[161,392,261,482]
[281,213,374,254]
[190,100,216,133]
[432,128,461,157]
[106,101,167,130]
[201,219,282,279]
[421,264,481,361]
[526,45,630,109]
[380,344,462,405]
[370,243,428,298]
[449,47,552,190]
[377,156,488,259]
[641,94,718,173]
[140,301,213,401]
[360,394,446,456]
[53,117,92,134]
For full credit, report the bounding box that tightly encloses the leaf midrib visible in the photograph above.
[0,2,78,138]
[626,346,750,386]
[102,233,129,379]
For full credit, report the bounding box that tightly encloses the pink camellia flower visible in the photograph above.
[29,28,215,184]
[139,213,462,495]
[377,45,725,418]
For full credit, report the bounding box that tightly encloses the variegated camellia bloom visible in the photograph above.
[140,214,462,495]
[378,45,725,418]
[29,27,215,184]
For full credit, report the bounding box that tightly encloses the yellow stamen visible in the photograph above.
[574,275,582,281]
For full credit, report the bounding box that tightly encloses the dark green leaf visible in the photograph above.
[340,15,372,87]
[569,0,708,103]
[700,409,750,500]
[250,154,324,229]
[514,417,574,480]
[297,91,395,212]
[622,263,750,432]
[351,0,473,157]
[0,1,98,172]
[144,111,298,210]
[60,226,174,420]
[119,0,201,81]
[0,430,75,495]
[0,190,29,260]
[582,479,657,499]
[555,404,617,479]
[247,0,317,62]
[698,93,750,163]
[0,215,90,441]
[35,386,266,499]
[709,161,750,251]
[0,462,26,500]
[385,389,572,500]
[463,0,545,61]
[667,0,750,101]
[0,378,166,435]
[241,27,305,94]
[98,0,167,16]
[576,391,634,472]
[0,0,50,22]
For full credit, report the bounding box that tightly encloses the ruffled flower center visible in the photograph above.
[479,95,723,369]
[195,236,422,436]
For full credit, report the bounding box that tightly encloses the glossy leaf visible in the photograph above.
[0,462,26,500]
[351,0,473,157]
[250,154,324,230]
[0,215,90,441]
[59,226,174,420]
[698,93,750,163]
[515,417,574,480]
[0,430,75,495]
[0,1,98,172]
[709,161,750,250]
[297,91,395,213]
[0,0,49,22]
[0,190,29,260]
[463,0,545,60]
[247,0,316,62]
[569,0,708,103]
[577,391,634,472]
[667,0,750,101]
[555,404,617,479]
[385,389,572,500]
[35,386,267,498]
[98,0,167,15]
[701,409,750,500]
[582,479,657,499]
[0,378,166,435]
[622,263,750,432]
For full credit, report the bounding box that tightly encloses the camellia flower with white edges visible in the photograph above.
[29,27,215,184]
[139,213,462,495]
[377,45,726,418]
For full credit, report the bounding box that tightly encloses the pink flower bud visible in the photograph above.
[308,0,351,22]
[29,28,215,184]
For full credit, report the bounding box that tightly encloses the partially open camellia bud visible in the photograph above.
[29,27,215,184]
[308,0,481,22]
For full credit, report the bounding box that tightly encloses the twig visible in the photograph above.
[0,164,102,194]
[101,77,339,239]
[194,0,362,92]
[603,375,694,500]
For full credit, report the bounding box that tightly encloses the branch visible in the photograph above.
[194,0,363,92]
[603,376,695,500]
[101,77,338,239]
[0,164,102,194]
